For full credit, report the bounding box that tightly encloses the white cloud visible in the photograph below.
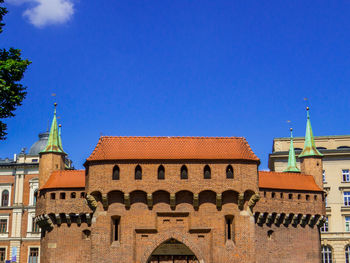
[8,0,74,28]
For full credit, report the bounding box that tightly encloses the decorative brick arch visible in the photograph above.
[140,231,206,263]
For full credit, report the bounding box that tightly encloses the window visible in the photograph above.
[1,190,8,207]
[112,217,120,241]
[271,192,275,198]
[226,165,234,179]
[344,192,350,206]
[33,190,38,206]
[0,247,5,262]
[323,170,326,182]
[158,165,165,180]
[135,165,142,180]
[343,170,350,182]
[204,165,211,179]
[50,193,56,200]
[80,192,85,198]
[82,230,91,240]
[31,159,38,163]
[32,218,40,233]
[225,216,234,241]
[346,217,350,232]
[28,248,39,263]
[298,194,301,200]
[288,194,293,200]
[112,165,120,180]
[71,192,76,199]
[180,165,188,179]
[306,195,310,201]
[320,217,328,233]
[325,196,328,207]
[321,245,332,263]
[346,245,350,263]
[0,220,7,234]
[60,193,66,199]
[280,193,283,199]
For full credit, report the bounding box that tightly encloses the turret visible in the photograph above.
[283,128,300,173]
[298,107,323,189]
[39,103,66,188]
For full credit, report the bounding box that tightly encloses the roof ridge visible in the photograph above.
[99,136,245,139]
[259,171,313,177]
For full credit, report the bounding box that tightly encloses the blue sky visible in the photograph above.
[1,1,349,169]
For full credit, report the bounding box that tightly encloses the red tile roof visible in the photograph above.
[87,136,259,162]
[41,170,85,190]
[259,171,322,192]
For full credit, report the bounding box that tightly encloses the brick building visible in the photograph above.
[35,105,326,263]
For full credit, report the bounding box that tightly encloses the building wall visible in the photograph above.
[270,135,350,263]
[0,154,40,263]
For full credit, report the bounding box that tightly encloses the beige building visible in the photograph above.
[269,134,350,263]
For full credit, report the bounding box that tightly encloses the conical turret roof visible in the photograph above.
[284,128,300,173]
[299,107,323,158]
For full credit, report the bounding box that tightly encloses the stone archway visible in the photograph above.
[141,232,205,263]
[147,238,199,263]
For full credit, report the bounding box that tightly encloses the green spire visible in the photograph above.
[299,107,323,158]
[40,103,65,154]
[58,124,64,152]
[284,128,300,173]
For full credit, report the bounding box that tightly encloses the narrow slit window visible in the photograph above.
[113,165,120,180]
[204,165,211,179]
[158,165,165,180]
[225,216,234,241]
[112,217,120,241]
[226,165,234,179]
[135,165,142,180]
[180,165,188,179]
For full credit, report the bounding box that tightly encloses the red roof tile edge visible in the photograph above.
[41,170,85,190]
[259,171,322,192]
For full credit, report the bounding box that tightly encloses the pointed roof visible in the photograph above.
[284,128,300,173]
[40,103,66,155]
[299,107,323,158]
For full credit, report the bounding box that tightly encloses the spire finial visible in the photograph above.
[284,127,300,173]
[299,107,323,158]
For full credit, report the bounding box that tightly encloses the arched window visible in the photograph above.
[112,165,120,180]
[135,165,142,180]
[204,165,211,179]
[1,190,9,206]
[346,245,350,263]
[226,165,234,179]
[321,245,332,263]
[71,192,76,199]
[33,190,38,205]
[158,165,165,180]
[180,165,188,179]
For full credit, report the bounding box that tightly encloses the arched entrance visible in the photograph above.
[147,238,199,263]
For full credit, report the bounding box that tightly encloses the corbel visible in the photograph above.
[238,193,245,210]
[301,214,310,227]
[317,215,326,227]
[86,213,92,225]
[124,194,130,209]
[292,214,302,226]
[55,214,61,225]
[274,213,283,226]
[66,214,71,226]
[257,213,266,225]
[267,213,275,226]
[193,194,199,210]
[102,194,108,210]
[170,194,176,210]
[248,193,260,213]
[147,194,153,209]
[216,193,222,210]
[283,213,293,226]
[86,194,98,210]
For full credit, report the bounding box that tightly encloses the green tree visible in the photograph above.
[0,0,31,140]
